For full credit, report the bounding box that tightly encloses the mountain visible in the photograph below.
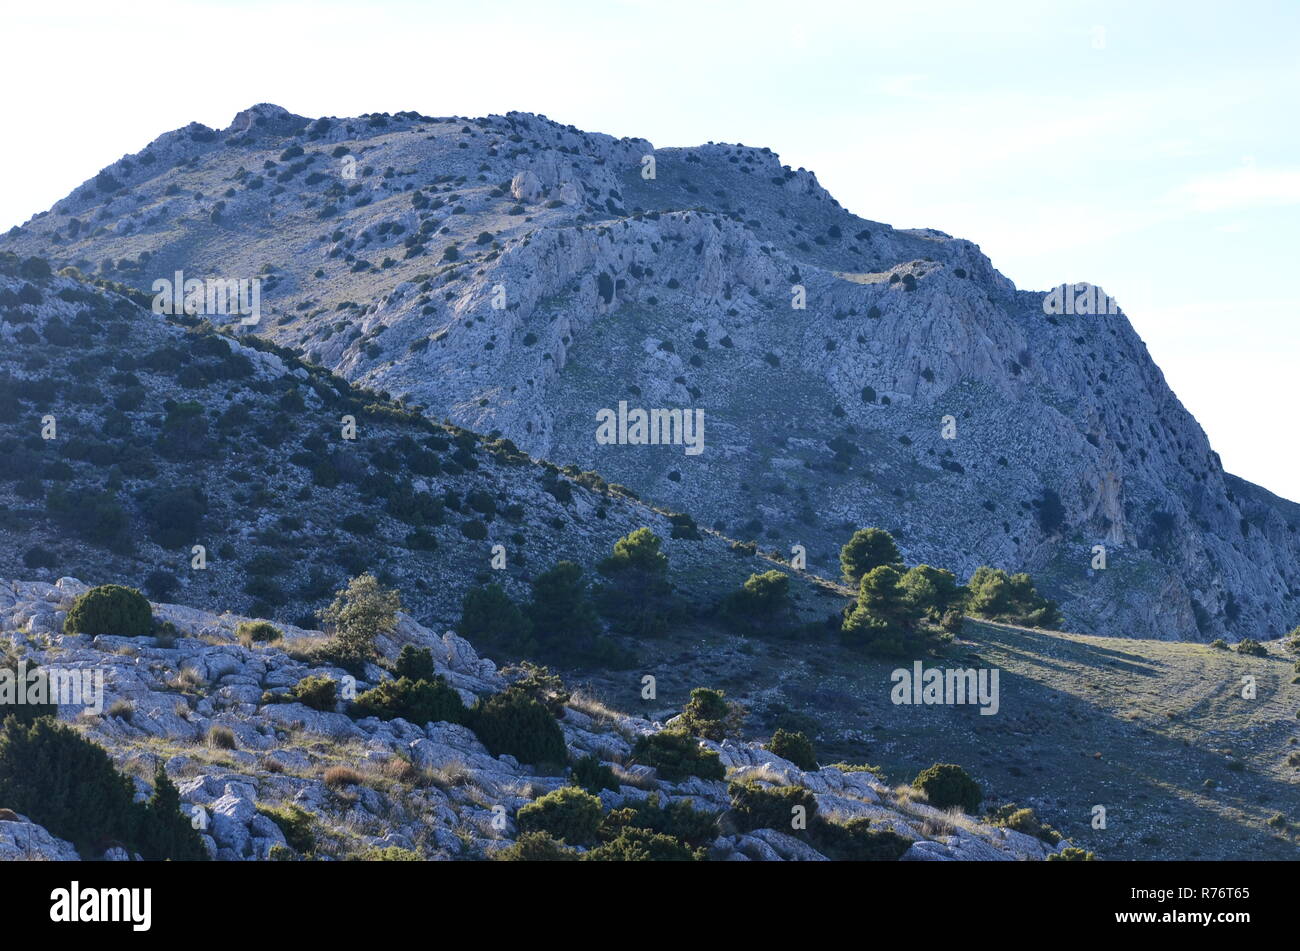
[3,103,1298,643]
[0,256,822,636]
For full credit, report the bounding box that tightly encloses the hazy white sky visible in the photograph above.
[3,0,1297,500]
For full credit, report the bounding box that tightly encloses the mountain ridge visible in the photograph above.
[4,104,1297,644]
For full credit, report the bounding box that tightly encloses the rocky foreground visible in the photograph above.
[0,576,1066,861]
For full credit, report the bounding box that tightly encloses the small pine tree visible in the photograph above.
[142,766,207,860]
[839,528,903,587]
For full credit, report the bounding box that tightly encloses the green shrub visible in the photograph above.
[0,654,57,725]
[526,561,610,663]
[597,792,718,847]
[467,689,566,765]
[965,566,1061,629]
[812,816,911,861]
[494,831,578,861]
[913,763,982,813]
[987,803,1061,844]
[351,676,465,725]
[1234,638,1268,657]
[767,728,817,771]
[290,674,339,712]
[459,583,535,656]
[257,803,317,854]
[570,754,618,794]
[236,620,281,643]
[0,717,139,855]
[719,570,796,636]
[630,729,724,782]
[677,687,742,740]
[392,644,436,682]
[516,787,603,845]
[358,846,422,861]
[585,827,700,861]
[1047,846,1096,861]
[900,564,962,617]
[728,781,817,833]
[63,584,152,637]
[141,766,207,861]
[1210,638,1229,650]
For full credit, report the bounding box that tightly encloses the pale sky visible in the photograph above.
[3,0,1297,501]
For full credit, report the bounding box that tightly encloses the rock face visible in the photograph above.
[3,106,1298,642]
[0,578,1063,861]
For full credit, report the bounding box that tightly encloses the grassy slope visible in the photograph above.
[575,614,1300,860]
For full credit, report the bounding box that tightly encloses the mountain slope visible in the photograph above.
[4,104,1298,643]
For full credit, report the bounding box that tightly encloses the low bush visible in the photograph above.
[766,728,817,771]
[913,763,982,813]
[289,675,339,712]
[516,787,602,845]
[630,729,724,782]
[350,676,465,726]
[467,689,566,766]
[63,584,152,637]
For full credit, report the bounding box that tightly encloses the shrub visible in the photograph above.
[840,527,903,586]
[516,787,602,845]
[393,644,436,681]
[323,765,364,788]
[597,792,719,846]
[585,827,699,861]
[494,831,578,861]
[351,675,465,726]
[358,846,421,861]
[1047,846,1096,861]
[767,728,817,771]
[987,803,1061,844]
[1210,638,1229,650]
[1234,638,1268,657]
[289,674,339,712]
[459,584,535,656]
[141,766,207,860]
[913,763,982,813]
[677,687,742,740]
[900,564,962,617]
[467,689,566,765]
[0,654,57,725]
[257,803,316,854]
[570,754,618,794]
[236,620,281,644]
[965,566,1061,629]
[207,725,237,750]
[813,816,912,861]
[719,570,795,636]
[728,781,817,833]
[317,573,402,665]
[64,584,152,637]
[527,561,627,665]
[630,729,724,782]
[0,717,140,855]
